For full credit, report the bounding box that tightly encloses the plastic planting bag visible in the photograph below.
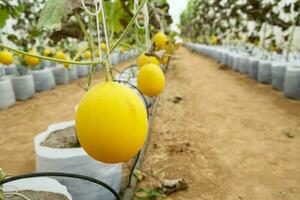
[284,65,300,100]
[258,60,272,84]
[248,57,259,80]
[31,69,56,92]
[52,66,69,85]
[11,75,35,100]
[34,121,122,200]
[0,79,16,109]
[4,177,72,200]
[271,62,287,91]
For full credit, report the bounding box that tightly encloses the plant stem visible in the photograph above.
[261,22,267,49]
[1,0,147,78]
[109,0,147,54]
[72,46,89,62]
[86,14,96,90]
[0,169,5,200]
[100,0,113,81]
[0,43,101,66]
[286,24,296,62]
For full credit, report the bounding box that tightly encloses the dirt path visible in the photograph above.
[137,48,300,200]
[0,60,134,175]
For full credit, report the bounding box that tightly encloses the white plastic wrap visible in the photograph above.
[52,66,69,85]
[271,62,287,91]
[232,55,240,71]
[32,69,56,92]
[39,60,50,69]
[0,65,5,77]
[4,64,18,75]
[76,65,89,77]
[239,56,249,74]
[11,75,35,101]
[4,177,72,200]
[258,60,272,84]
[34,121,122,200]
[68,66,78,81]
[284,65,300,100]
[248,57,259,80]
[17,66,29,76]
[0,79,16,109]
[95,63,102,71]
[109,53,118,65]
[227,54,234,68]
[220,51,228,65]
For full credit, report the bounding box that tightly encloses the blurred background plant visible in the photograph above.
[180,0,300,53]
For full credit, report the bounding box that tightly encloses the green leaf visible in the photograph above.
[0,9,9,29]
[135,188,165,200]
[102,0,131,34]
[0,168,5,200]
[37,0,66,30]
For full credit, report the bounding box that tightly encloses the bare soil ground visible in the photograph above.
[1,48,300,200]
[136,48,300,200]
[0,60,134,175]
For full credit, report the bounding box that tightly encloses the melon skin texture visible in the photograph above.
[24,52,40,66]
[0,51,14,65]
[84,51,91,59]
[153,32,167,49]
[55,51,65,60]
[137,64,165,97]
[75,82,148,163]
[138,53,160,69]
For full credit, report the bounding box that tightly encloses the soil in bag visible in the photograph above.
[41,127,80,148]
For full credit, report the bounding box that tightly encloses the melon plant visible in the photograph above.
[0,0,172,166]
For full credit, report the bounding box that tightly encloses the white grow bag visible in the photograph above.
[32,69,56,92]
[68,66,78,81]
[11,75,35,101]
[4,177,72,200]
[284,65,300,100]
[0,65,5,77]
[239,56,249,74]
[258,60,272,84]
[248,57,259,80]
[76,65,89,77]
[52,66,69,85]
[4,64,18,75]
[34,121,122,200]
[271,62,287,91]
[0,79,16,109]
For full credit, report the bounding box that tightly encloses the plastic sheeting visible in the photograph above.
[32,69,56,92]
[4,177,72,200]
[239,56,249,74]
[68,66,78,81]
[0,79,16,109]
[271,62,286,91]
[52,66,69,85]
[4,65,18,75]
[232,55,241,71]
[258,60,272,84]
[34,121,122,200]
[11,75,35,100]
[77,65,89,77]
[284,65,300,100]
[0,65,6,77]
[248,57,259,80]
